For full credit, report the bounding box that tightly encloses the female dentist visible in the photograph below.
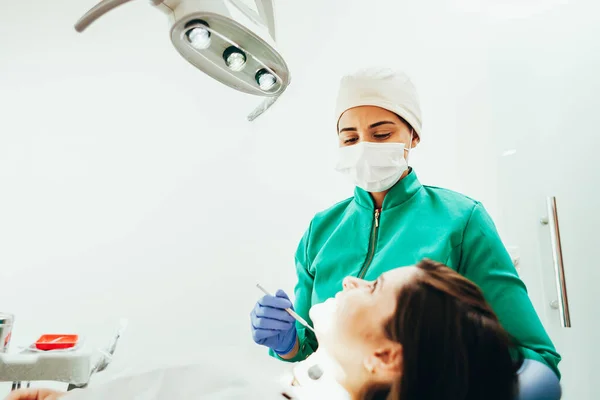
[250,67,561,377]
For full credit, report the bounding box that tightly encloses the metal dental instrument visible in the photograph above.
[67,318,128,391]
[256,284,315,333]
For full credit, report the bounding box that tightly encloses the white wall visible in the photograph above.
[0,0,575,393]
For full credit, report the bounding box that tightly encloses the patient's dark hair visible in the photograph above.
[367,259,522,400]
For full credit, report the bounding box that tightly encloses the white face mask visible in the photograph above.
[335,141,410,193]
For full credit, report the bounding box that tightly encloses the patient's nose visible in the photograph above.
[343,276,366,290]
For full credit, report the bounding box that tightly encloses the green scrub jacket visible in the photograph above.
[271,169,560,378]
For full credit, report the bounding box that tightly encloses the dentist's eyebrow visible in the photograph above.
[369,121,396,129]
[339,120,396,133]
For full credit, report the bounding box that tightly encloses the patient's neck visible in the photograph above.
[291,349,351,398]
[292,349,380,400]
[338,377,371,400]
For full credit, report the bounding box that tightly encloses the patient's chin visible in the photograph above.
[309,297,338,338]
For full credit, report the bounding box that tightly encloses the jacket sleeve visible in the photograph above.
[269,221,319,362]
[459,202,561,378]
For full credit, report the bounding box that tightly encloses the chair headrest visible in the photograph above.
[516,359,561,400]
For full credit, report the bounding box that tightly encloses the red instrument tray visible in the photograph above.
[35,334,79,351]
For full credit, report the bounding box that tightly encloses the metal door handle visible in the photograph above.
[544,196,572,328]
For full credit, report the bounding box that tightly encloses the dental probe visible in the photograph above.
[256,283,315,333]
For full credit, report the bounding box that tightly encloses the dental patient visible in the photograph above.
[6,259,521,400]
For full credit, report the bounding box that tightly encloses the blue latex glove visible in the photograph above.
[250,289,297,355]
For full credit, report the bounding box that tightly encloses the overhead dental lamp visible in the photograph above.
[74,0,291,121]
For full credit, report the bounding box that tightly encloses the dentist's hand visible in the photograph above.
[250,289,297,356]
[4,389,66,400]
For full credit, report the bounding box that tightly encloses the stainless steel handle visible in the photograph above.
[545,196,572,328]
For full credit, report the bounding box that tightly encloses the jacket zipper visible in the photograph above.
[358,209,380,279]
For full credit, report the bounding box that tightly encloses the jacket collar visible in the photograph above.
[354,168,423,210]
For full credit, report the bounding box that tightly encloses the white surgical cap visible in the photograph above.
[334,67,423,139]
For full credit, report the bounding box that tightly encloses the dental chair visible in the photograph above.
[516,359,561,400]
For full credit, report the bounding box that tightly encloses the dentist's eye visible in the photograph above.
[374,133,391,140]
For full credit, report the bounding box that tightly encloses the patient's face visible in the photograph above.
[310,266,418,368]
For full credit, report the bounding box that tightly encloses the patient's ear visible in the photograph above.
[364,343,403,379]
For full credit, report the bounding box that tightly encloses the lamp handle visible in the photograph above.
[74,0,163,32]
